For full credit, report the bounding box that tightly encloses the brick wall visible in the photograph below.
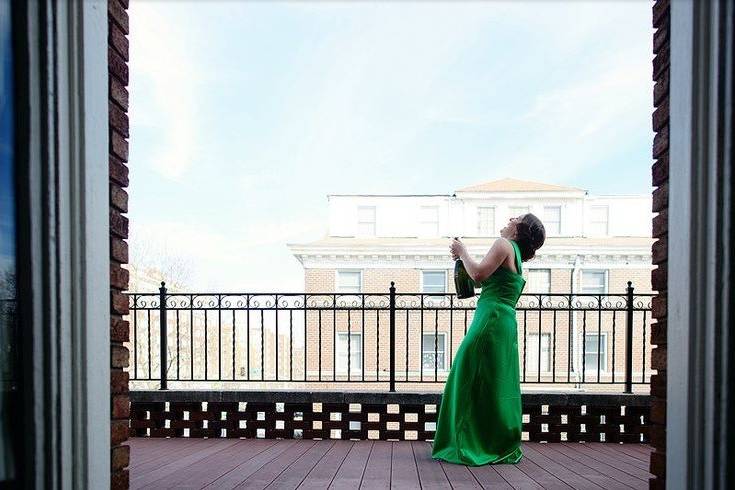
[108,0,130,488]
[302,266,654,389]
[649,0,669,488]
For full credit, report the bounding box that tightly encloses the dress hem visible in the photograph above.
[431,444,523,466]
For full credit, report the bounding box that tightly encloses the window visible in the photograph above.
[336,270,362,293]
[422,333,447,371]
[527,269,551,294]
[525,333,551,373]
[543,206,561,235]
[584,333,608,372]
[589,205,609,236]
[357,206,376,236]
[581,270,607,294]
[336,333,362,373]
[421,271,446,294]
[477,206,496,236]
[419,206,440,236]
[509,206,530,218]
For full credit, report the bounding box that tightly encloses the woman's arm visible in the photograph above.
[451,238,513,284]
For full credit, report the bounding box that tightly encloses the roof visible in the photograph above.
[288,236,654,250]
[455,178,585,193]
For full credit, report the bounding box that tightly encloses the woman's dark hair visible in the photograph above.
[515,213,546,262]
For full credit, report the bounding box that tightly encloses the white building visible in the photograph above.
[288,178,654,296]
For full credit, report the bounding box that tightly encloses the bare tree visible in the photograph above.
[128,235,193,291]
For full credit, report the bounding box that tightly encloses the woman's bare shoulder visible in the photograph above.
[489,237,513,253]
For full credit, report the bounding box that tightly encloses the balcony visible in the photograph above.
[128,437,654,489]
[126,283,654,488]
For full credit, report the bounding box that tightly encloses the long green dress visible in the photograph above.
[432,238,525,466]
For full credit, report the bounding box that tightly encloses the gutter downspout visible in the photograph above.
[571,255,582,389]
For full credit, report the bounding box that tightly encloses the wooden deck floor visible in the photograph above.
[127,437,653,489]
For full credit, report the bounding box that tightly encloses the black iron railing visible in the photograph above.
[126,282,653,392]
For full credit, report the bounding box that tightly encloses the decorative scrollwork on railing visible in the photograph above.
[395,294,421,309]
[125,286,655,387]
[129,290,655,313]
[635,297,653,309]
[130,294,160,309]
[306,294,334,308]
[364,295,390,308]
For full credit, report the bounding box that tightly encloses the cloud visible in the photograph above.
[129,1,200,181]
[130,215,323,291]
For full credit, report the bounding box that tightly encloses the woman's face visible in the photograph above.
[500,215,524,239]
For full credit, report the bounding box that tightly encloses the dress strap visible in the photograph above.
[510,239,523,275]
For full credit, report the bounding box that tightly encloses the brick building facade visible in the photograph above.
[288,180,655,393]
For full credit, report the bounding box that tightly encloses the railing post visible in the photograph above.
[159,281,168,390]
[389,281,396,392]
[624,281,634,393]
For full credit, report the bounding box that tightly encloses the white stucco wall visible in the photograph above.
[327,191,652,239]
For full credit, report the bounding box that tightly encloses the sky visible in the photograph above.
[128,0,655,292]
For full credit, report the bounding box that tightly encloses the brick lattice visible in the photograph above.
[649,0,669,488]
[108,0,130,488]
[130,393,649,444]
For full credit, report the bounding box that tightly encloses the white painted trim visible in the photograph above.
[419,269,448,294]
[420,331,448,373]
[582,332,609,373]
[335,332,363,374]
[335,269,363,293]
[526,269,551,294]
[668,2,694,488]
[579,269,609,294]
[76,1,110,485]
[13,0,110,485]
[666,0,735,486]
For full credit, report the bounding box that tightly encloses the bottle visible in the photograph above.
[453,237,476,299]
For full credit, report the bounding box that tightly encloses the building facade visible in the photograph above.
[288,179,655,392]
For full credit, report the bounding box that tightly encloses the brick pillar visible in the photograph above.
[108,0,131,488]
[649,0,669,488]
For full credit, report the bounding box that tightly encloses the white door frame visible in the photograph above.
[668,0,734,488]
[14,1,109,487]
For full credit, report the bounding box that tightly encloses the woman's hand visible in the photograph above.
[450,238,467,261]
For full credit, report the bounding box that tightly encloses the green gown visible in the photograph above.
[432,238,526,466]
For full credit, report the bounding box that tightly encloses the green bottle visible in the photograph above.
[453,237,476,299]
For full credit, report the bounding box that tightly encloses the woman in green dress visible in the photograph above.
[432,213,546,466]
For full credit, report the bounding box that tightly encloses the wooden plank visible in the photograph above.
[557,443,650,484]
[582,443,650,470]
[126,440,172,467]
[233,440,317,489]
[264,439,334,489]
[298,440,353,489]
[467,465,514,490]
[149,439,276,489]
[530,444,628,490]
[133,439,241,489]
[128,438,207,469]
[411,441,451,489]
[611,443,653,460]
[493,463,544,489]
[360,441,392,489]
[513,447,574,490]
[204,440,300,489]
[439,461,481,489]
[521,444,602,490]
[131,439,224,476]
[390,442,420,489]
[617,443,652,457]
[330,441,372,489]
